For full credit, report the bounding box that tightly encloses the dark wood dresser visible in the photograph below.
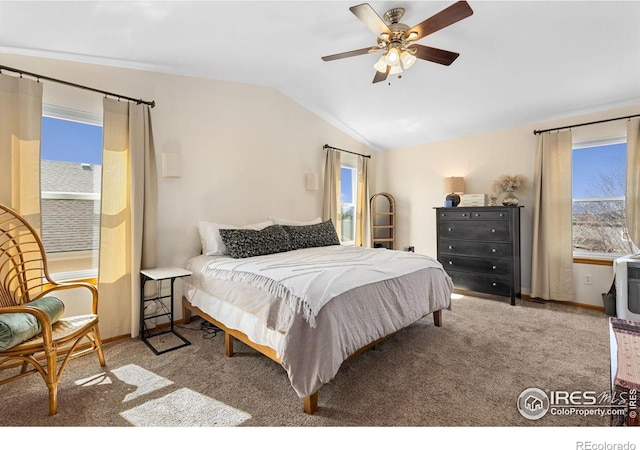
[435,206,521,305]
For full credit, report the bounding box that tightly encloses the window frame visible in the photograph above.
[340,162,358,246]
[572,135,629,262]
[41,105,103,282]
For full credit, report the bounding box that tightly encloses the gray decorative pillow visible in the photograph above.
[282,219,340,250]
[219,224,293,259]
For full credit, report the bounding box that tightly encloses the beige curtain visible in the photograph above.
[531,130,574,301]
[355,155,370,247]
[0,74,43,226]
[322,148,341,239]
[627,118,640,248]
[98,98,157,339]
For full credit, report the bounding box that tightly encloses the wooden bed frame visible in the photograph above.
[182,295,443,414]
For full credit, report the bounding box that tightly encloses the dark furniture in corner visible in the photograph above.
[435,206,522,305]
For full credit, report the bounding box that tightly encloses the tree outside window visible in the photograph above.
[572,141,635,256]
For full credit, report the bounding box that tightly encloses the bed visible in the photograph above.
[181,219,453,414]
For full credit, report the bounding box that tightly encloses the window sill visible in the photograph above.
[573,256,615,266]
[50,269,98,284]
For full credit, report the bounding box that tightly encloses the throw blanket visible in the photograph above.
[201,245,446,327]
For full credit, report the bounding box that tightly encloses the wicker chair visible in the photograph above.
[0,203,105,415]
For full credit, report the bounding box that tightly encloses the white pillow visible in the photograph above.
[268,216,322,226]
[197,220,274,256]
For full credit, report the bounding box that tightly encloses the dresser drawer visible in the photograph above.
[439,220,510,242]
[437,210,472,220]
[446,270,511,297]
[439,255,510,276]
[469,210,509,220]
[439,239,512,258]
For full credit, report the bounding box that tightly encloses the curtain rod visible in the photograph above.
[0,64,155,108]
[323,144,371,159]
[533,112,640,135]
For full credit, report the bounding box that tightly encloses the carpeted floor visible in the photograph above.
[0,294,615,428]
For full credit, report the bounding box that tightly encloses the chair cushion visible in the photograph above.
[0,296,65,351]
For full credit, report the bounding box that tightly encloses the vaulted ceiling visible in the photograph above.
[1,1,639,151]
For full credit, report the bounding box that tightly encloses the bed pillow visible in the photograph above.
[219,224,293,259]
[0,296,65,352]
[197,220,274,256]
[268,216,322,226]
[282,219,341,250]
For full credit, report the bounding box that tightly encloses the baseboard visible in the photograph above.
[454,289,606,312]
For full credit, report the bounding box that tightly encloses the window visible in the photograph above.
[340,165,357,244]
[40,106,103,280]
[572,138,633,257]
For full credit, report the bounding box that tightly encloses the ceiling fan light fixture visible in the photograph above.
[400,50,417,70]
[384,47,400,66]
[373,55,388,73]
[389,64,403,75]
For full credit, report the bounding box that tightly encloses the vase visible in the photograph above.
[502,191,519,206]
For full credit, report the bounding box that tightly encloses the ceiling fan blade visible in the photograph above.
[412,44,460,66]
[372,66,390,84]
[350,3,392,37]
[406,1,473,41]
[322,46,380,62]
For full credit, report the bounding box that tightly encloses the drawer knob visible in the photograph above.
[491,229,496,233]
[499,213,504,217]
[448,245,453,250]
[492,282,497,287]
[491,249,496,253]
[441,213,446,217]
[492,265,497,270]
[448,228,452,232]
[474,213,480,217]
[448,261,453,265]
[462,213,467,217]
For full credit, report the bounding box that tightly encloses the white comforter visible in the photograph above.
[201,245,445,327]
[184,246,453,399]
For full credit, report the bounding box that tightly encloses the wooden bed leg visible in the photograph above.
[183,306,192,325]
[433,309,443,327]
[303,391,318,414]
[225,331,234,357]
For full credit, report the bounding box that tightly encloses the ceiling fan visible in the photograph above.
[321,1,473,83]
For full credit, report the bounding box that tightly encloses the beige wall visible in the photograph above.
[2,53,637,310]
[0,53,375,272]
[376,103,640,306]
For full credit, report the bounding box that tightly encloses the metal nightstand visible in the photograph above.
[140,267,192,355]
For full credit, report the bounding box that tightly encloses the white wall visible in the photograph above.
[0,53,375,327]
[375,103,640,307]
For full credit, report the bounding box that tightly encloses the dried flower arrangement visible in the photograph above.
[490,174,529,206]
[493,174,529,194]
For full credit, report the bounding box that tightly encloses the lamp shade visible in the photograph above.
[443,177,464,194]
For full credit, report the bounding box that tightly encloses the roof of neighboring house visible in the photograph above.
[41,160,101,193]
[40,160,102,254]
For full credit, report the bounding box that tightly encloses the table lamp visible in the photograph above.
[443,177,464,207]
